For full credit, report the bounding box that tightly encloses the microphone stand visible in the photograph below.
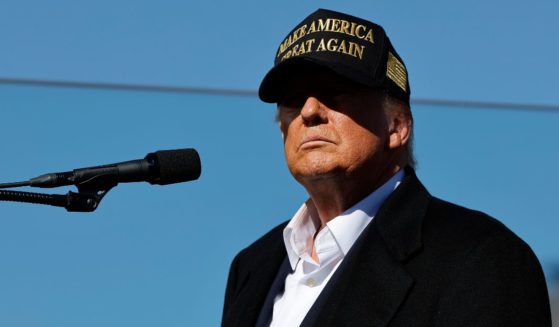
[0,173,118,212]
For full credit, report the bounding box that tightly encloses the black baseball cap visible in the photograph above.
[259,9,411,105]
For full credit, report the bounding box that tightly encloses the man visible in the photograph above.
[222,9,551,327]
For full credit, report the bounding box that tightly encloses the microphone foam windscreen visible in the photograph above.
[151,149,201,185]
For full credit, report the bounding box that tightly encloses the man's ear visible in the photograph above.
[387,110,411,150]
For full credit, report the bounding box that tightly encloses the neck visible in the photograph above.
[302,163,403,227]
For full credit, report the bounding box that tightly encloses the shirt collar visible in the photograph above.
[283,169,405,270]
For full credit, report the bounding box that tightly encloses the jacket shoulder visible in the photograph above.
[228,221,289,285]
[421,199,551,325]
[236,221,288,263]
[222,221,289,321]
[426,197,523,242]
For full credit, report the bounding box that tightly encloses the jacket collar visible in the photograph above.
[375,166,430,262]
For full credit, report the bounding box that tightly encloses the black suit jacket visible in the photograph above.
[222,169,551,326]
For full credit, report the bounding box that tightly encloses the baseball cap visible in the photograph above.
[258,9,411,105]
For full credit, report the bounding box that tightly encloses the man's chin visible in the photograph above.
[291,167,346,183]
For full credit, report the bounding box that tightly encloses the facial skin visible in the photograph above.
[277,69,411,224]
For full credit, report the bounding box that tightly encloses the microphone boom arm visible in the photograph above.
[0,172,119,212]
[0,189,109,212]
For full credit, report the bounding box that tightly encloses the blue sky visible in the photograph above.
[2,0,558,104]
[1,1,558,326]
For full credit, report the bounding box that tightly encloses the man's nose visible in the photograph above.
[301,97,328,126]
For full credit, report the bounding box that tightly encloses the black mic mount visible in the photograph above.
[0,148,201,212]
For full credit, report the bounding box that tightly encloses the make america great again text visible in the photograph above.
[276,18,375,62]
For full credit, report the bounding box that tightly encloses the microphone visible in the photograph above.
[27,148,201,188]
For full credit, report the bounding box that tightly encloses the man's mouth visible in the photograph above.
[299,135,335,149]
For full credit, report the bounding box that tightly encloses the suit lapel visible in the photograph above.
[303,168,430,326]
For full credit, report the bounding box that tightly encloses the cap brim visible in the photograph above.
[258,57,381,103]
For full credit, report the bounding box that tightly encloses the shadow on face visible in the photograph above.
[276,66,389,140]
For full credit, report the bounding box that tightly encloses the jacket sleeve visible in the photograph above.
[434,229,552,327]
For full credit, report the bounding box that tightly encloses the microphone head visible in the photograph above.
[146,149,201,185]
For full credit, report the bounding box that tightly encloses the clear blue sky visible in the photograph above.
[1,1,558,326]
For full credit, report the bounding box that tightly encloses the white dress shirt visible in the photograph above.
[270,170,404,327]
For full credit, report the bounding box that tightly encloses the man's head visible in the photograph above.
[259,9,414,197]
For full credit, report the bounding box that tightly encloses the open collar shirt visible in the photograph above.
[270,170,404,327]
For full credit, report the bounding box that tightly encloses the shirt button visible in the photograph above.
[306,278,316,287]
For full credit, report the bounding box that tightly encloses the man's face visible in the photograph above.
[277,69,393,185]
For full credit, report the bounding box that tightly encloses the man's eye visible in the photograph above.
[279,95,306,108]
[278,105,301,117]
